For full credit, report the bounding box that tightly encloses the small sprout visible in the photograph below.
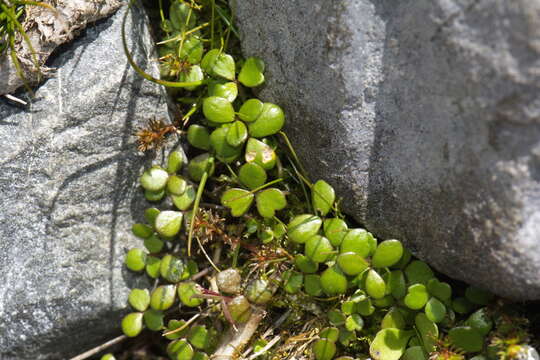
[121,312,143,337]
[150,285,176,311]
[128,288,150,312]
[216,268,242,294]
[125,248,147,272]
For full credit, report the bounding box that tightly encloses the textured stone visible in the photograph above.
[233,0,540,300]
[0,4,170,359]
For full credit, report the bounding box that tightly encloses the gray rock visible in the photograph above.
[233,0,540,300]
[0,4,169,359]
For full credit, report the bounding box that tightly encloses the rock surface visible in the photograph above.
[233,0,540,300]
[0,4,169,359]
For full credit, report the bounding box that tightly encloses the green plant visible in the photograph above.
[118,1,536,360]
[0,0,53,93]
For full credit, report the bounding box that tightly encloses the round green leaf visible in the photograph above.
[465,286,494,306]
[201,49,235,80]
[172,185,196,210]
[144,189,165,202]
[125,248,147,272]
[226,120,248,147]
[245,279,274,304]
[402,346,427,360]
[341,300,356,315]
[381,307,406,329]
[452,297,476,314]
[188,153,215,182]
[304,274,323,296]
[202,96,235,123]
[169,3,195,32]
[319,327,339,342]
[320,265,348,296]
[388,270,407,299]
[345,314,364,331]
[143,309,164,331]
[208,81,238,102]
[356,296,375,316]
[179,36,203,64]
[167,151,184,174]
[371,239,404,268]
[247,103,285,138]
[404,284,429,310]
[155,211,183,238]
[448,326,484,353]
[287,214,322,244]
[144,207,160,227]
[245,138,277,170]
[256,188,287,218]
[188,326,209,350]
[128,288,150,312]
[221,188,254,216]
[166,319,188,340]
[140,166,169,192]
[121,312,143,337]
[238,57,265,87]
[167,175,187,196]
[340,229,372,257]
[210,127,241,163]
[328,309,346,326]
[100,354,116,360]
[369,328,414,360]
[178,281,204,307]
[145,256,161,278]
[305,235,334,263]
[404,261,434,285]
[336,252,369,276]
[295,254,318,273]
[465,308,493,336]
[366,269,386,299]
[238,162,267,190]
[323,218,348,247]
[160,255,186,283]
[312,339,336,360]
[426,278,452,301]
[312,180,335,216]
[150,285,176,310]
[187,125,211,150]
[283,271,303,294]
[167,339,194,360]
[132,223,153,239]
[238,98,263,122]
[178,65,204,91]
[425,297,446,323]
[228,295,252,323]
[415,313,439,353]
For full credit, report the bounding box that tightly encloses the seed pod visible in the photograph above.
[216,268,242,294]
